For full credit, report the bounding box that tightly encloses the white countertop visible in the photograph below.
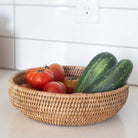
[0,69,138,138]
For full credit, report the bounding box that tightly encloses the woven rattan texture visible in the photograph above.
[8,66,129,126]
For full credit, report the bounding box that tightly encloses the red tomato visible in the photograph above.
[42,81,66,94]
[63,77,79,94]
[20,84,34,89]
[49,63,65,81]
[25,67,54,90]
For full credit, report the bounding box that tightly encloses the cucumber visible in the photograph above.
[83,59,133,93]
[74,52,117,93]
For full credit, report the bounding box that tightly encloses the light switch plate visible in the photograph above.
[76,0,99,24]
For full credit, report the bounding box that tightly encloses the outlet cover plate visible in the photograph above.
[76,0,99,24]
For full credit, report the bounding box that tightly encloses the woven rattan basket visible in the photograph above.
[8,66,129,126]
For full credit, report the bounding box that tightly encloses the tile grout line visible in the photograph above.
[0,35,138,50]
[0,3,138,11]
[13,0,16,70]
[100,6,138,11]
[16,37,138,50]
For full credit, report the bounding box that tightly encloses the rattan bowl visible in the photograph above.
[8,66,129,126]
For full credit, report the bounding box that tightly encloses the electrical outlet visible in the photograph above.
[76,0,99,23]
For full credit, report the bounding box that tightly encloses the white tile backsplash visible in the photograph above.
[15,7,138,48]
[15,6,75,39]
[0,6,14,37]
[0,38,14,69]
[0,0,138,85]
[0,0,13,4]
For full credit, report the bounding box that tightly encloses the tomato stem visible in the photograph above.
[37,70,43,73]
[45,64,49,69]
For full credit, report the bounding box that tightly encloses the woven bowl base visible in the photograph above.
[8,66,129,126]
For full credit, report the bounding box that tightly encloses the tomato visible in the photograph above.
[49,63,65,81]
[20,84,34,89]
[25,67,54,90]
[63,77,79,94]
[42,81,66,94]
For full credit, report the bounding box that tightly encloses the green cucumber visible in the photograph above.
[74,52,117,93]
[83,59,133,93]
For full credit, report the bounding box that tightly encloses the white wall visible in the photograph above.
[0,0,138,85]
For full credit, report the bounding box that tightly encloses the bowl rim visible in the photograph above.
[9,67,129,98]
